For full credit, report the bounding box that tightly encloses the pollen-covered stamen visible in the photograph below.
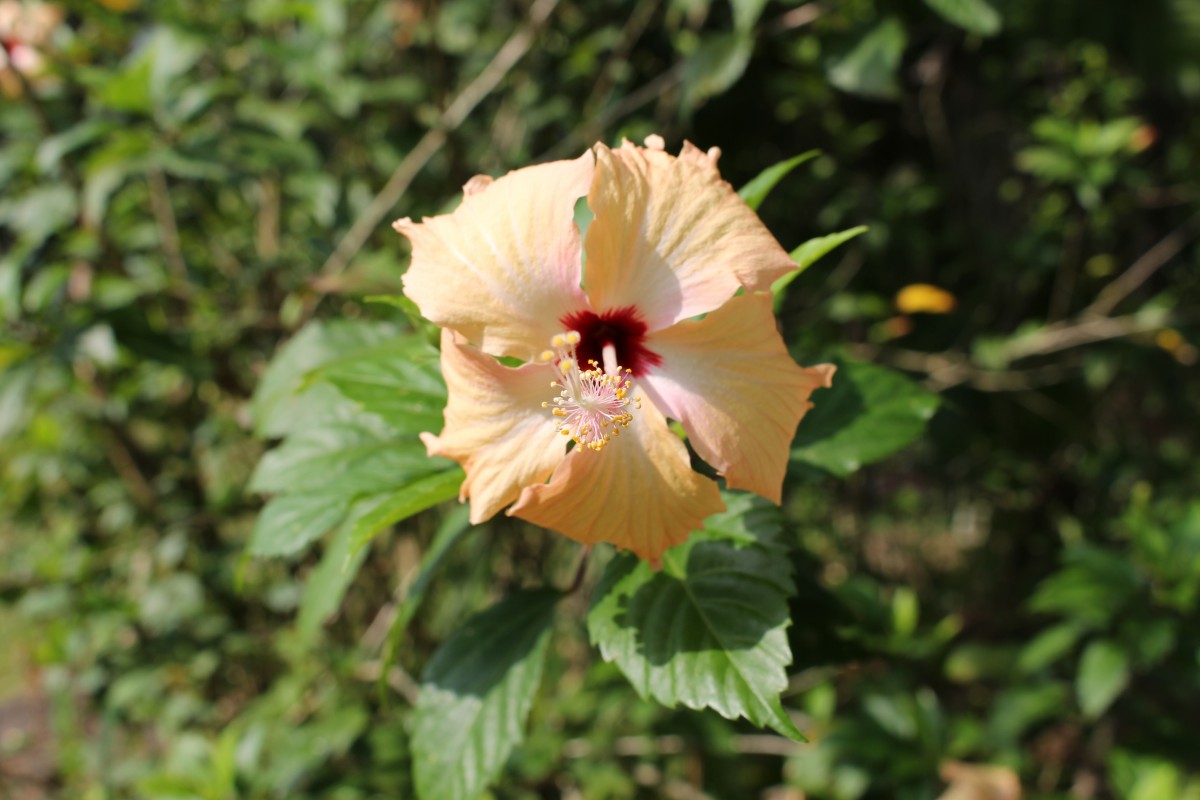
[540,331,639,452]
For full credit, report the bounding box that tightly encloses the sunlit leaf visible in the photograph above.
[791,358,938,476]
[738,151,819,212]
[248,492,352,558]
[1077,639,1130,719]
[412,589,559,800]
[348,467,464,553]
[773,226,869,308]
[588,502,802,740]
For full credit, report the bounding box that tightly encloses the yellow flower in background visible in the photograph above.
[895,283,957,314]
[395,136,834,562]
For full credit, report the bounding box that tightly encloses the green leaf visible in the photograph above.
[587,503,802,740]
[1077,639,1130,719]
[1017,623,1085,674]
[380,505,475,677]
[827,18,907,100]
[922,0,1002,36]
[250,319,407,438]
[295,495,385,645]
[248,492,352,557]
[738,151,820,212]
[773,226,869,308]
[315,337,446,434]
[682,33,754,108]
[249,422,435,495]
[412,589,559,800]
[791,358,939,476]
[349,468,465,554]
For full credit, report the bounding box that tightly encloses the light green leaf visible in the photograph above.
[730,0,770,31]
[773,226,869,308]
[828,18,907,100]
[248,492,352,558]
[248,422,434,495]
[295,494,386,645]
[315,337,446,434]
[412,589,559,800]
[250,319,405,437]
[1017,623,1085,674]
[587,505,802,740]
[380,506,474,681]
[1077,639,1130,719]
[349,468,465,553]
[923,0,1002,36]
[738,151,820,212]
[682,33,754,107]
[791,358,939,476]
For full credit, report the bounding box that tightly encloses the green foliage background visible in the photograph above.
[2,0,1199,797]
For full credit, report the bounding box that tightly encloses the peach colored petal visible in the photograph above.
[508,396,725,561]
[639,293,835,504]
[581,140,798,331]
[397,151,592,360]
[422,330,567,523]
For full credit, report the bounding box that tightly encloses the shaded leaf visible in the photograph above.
[683,33,754,107]
[412,589,559,800]
[380,505,475,682]
[828,18,907,100]
[588,503,802,739]
[923,0,1002,36]
[791,358,939,476]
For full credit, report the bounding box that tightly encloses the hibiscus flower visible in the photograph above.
[394,136,833,562]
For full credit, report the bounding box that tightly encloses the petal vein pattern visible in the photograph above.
[421,331,567,523]
[640,293,835,503]
[397,152,592,360]
[583,141,798,330]
[508,397,725,561]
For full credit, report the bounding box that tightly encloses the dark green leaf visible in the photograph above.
[588,503,802,740]
[791,359,939,476]
[827,19,907,100]
[412,589,559,800]
[738,151,819,212]
[923,0,1002,36]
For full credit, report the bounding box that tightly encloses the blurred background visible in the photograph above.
[2,0,1199,797]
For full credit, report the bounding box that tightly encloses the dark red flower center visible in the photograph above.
[559,307,661,377]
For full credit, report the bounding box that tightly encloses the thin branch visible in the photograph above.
[850,309,1175,392]
[1085,210,1200,318]
[317,0,562,280]
[147,167,188,283]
